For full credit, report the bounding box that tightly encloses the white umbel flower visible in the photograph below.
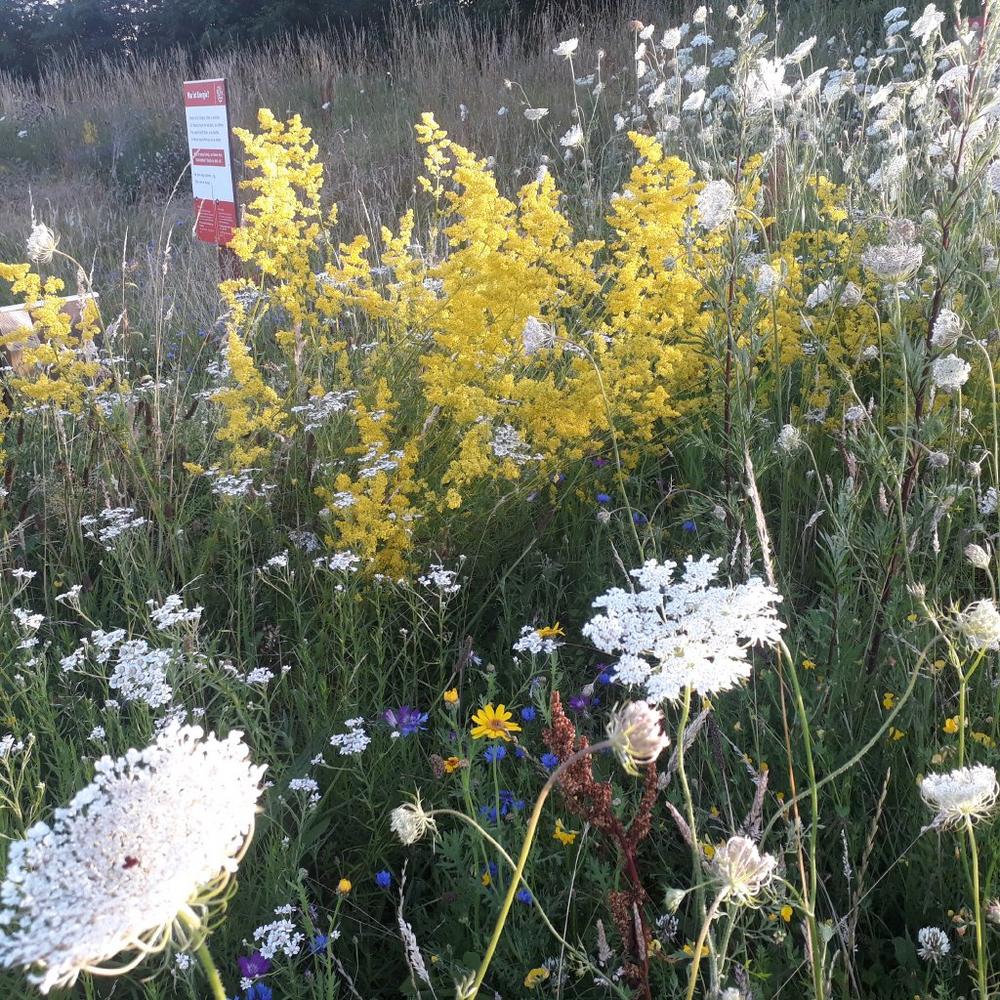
[916,926,951,962]
[26,224,58,265]
[861,243,923,283]
[552,38,579,58]
[708,836,778,905]
[931,354,970,393]
[697,180,736,230]
[559,124,584,148]
[957,598,1000,650]
[776,424,803,455]
[390,792,437,846]
[911,3,945,45]
[965,544,991,570]
[583,556,784,704]
[606,702,670,775]
[0,723,266,993]
[931,309,963,349]
[522,316,555,355]
[920,764,999,829]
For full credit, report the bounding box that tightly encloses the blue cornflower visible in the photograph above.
[598,670,613,685]
[310,934,329,954]
[382,705,428,736]
[520,706,537,722]
[245,985,273,1000]
[479,804,499,823]
[516,888,533,905]
[375,870,392,888]
[514,746,527,759]
[596,492,612,504]
[682,519,697,532]
[541,752,559,770]
[484,745,507,763]
[632,511,648,525]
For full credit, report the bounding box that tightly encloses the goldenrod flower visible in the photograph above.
[470,704,521,742]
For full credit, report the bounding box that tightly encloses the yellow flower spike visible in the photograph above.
[470,704,522,742]
[553,819,578,845]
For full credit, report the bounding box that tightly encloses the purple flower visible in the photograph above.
[245,985,272,1000]
[383,705,428,736]
[541,752,559,770]
[238,952,271,979]
[484,745,507,763]
[632,511,648,525]
[596,492,612,504]
[592,457,609,468]
[376,869,392,888]
[517,888,533,904]
[682,519,697,532]
[520,706,537,722]
[568,694,589,712]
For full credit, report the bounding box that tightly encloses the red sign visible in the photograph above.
[183,78,238,245]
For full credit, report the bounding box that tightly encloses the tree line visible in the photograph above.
[1,0,592,78]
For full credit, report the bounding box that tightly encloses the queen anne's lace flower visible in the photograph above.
[860,243,923,283]
[931,354,970,393]
[606,702,670,775]
[583,556,784,703]
[26,224,58,265]
[920,764,999,829]
[697,180,736,230]
[390,793,437,845]
[0,724,265,993]
[957,598,1000,651]
[709,836,778,905]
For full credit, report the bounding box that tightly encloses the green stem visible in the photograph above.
[779,640,826,1000]
[194,939,228,1000]
[466,739,612,998]
[684,891,725,1000]
[966,818,988,1000]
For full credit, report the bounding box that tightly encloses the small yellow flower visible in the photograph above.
[932,659,946,672]
[536,623,565,641]
[470,703,522,742]
[907,613,919,623]
[943,716,960,734]
[682,942,710,958]
[553,818,578,845]
[443,756,463,774]
[780,904,793,922]
[183,462,206,476]
[524,967,550,989]
[882,691,896,710]
[702,841,716,860]
[776,791,785,803]
[972,731,996,749]
[888,727,906,741]
[481,870,492,886]
[443,688,459,704]
[802,658,816,670]
[709,805,720,818]
[337,878,352,895]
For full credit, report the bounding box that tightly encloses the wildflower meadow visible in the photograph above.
[2,0,1000,997]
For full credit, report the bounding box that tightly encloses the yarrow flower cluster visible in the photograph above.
[583,556,784,703]
[147,594,202,631]
[329,717,370,756]
[0,724,265,993]
[253,913,304,961]
[513,623,565,656]
[80,508,148,549]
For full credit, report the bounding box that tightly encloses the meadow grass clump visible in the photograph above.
[0,1,1000,998]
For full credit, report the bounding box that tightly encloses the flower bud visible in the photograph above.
[965,543,991,570]
[607,701,670,776]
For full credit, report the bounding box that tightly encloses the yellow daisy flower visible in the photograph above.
[470,703,522,742]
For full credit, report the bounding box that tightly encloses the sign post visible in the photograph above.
[182,78,240,276]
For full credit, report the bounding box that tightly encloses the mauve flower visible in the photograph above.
[383,706,428,736]
[238,951,271,979]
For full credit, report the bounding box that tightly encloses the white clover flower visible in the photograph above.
[911,3,945,45]
[0,724,265,993]
[931,354,970,393]
[559,124,584,148]
[920,764,999,829]
[606,702,670,775]
[709,836,778,905]
[390,793,437,845]
[931,309,963,349]
[956,598,1000,650]
[583,556,784,704]
[697,179,736,230]
[860,243,924,283]
[552,38,578,58]
[776,424,803,455]
[916,926,951,962]
[26,224,58,265]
